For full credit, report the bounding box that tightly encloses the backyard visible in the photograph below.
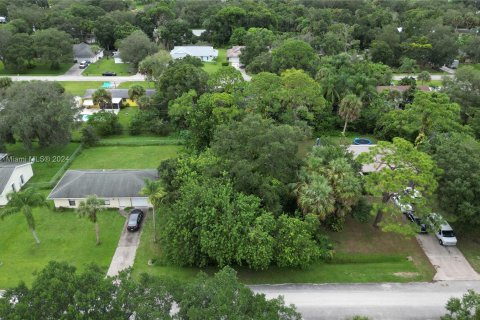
[83,58,133,76]
[5,143,80,186]
[0,207,124,288]
[69,145,181,170]
[202,48,227,75]
[0,62,73,75]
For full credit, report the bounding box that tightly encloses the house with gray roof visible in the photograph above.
[73,43,103,63]
[170,46,218,61]
[81,88,156,111]
[48,169,158,208]
[0,159,34,206]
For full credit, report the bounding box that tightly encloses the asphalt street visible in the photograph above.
[9,74,145,83]
[251,281,480,320]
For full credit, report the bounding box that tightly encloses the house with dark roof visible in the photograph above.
[0,158,34,206]
[48,169,158,208]
[73,43,103,63]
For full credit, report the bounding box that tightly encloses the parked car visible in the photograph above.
[102,71,117,76]
[392,194,413,213]
[405,211,428,234]
[79,60,88,69]
[127,208,144,232]
[427,213,457,246]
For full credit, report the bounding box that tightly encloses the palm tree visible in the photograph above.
[293,173,335,219]
[77,195,105,246]
[338,93,363,136]
[140,179,165,243]
[0,188,47,245]
[92,88,112,110]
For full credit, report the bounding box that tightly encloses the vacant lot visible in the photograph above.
[0,208,124,288]
[453,224,480,273]
[134,213,434,284]
[117,81,155,89]
[0,62,73,75]
[59,81,104,96]
[70,145,180,169]
[83,59,132,76]
[5,143,80,185]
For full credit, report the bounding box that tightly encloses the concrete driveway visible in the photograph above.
[416,234,480,281]
[64,63,85,76]
[106,209,147,277]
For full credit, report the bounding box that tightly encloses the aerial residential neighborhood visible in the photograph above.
[0,0,480,319]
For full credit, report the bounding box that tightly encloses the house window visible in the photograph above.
[104,200,110,205]
[11,184,16,192]
[20,175,24,185]
[68,200,75,206]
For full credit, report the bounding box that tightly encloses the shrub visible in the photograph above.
[87,111,122,136]
[351,197,372,223]
[221,62,229,66]
[81,125,99,147]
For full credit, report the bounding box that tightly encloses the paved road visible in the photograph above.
[106,213,143,277]
[252,281,480,320]
[417,234,480,281]
[9,74,145,83]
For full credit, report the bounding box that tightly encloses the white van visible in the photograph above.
[428,213,457,246]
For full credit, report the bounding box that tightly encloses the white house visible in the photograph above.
[170,46,218,62]
[191,29,206,37]
[227,46,245,67]
[0,159,34,206]
[0,17,6,24]
[347,144,386,173]
[48,169,158,209]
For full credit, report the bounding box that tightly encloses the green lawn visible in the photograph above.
[70,145,180,170]
[59,81,105,96]
[118,107,137,128]
[5,143,80,185]
[0,207,125,288]
[117,81,156,89]
[0,61,73,75]
[202,48,227,75]
[453,224,480,273]
[83,58,133,76]
[134,212,434,284]
[471,63,480,71]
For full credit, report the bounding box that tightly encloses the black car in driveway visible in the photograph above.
[405,211,428,234]
[102,71,117,76]
[127,209,144,232]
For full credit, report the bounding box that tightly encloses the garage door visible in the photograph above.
[131,197,150,207]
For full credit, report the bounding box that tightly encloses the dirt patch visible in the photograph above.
[394,272,419,278]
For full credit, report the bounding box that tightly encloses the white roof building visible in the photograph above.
[170,46,218,62]
[347,144,386,173]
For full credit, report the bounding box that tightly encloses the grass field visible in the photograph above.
[453,224,480,273]
[83,58,133,76]
[202,48,227,75]
[0,207,125,288]
[117,81,156,89]
[0,61,73,75]
[59,81,105,96]
[134,213,434,284]
[5,143,80,185]
[70,145,180,170]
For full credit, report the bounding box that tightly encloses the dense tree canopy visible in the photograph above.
[0,81,77,151]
